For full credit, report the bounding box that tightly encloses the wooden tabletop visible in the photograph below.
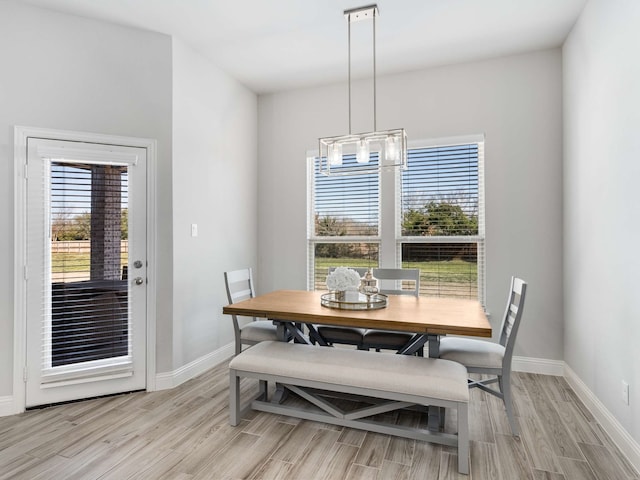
[223,289,491,338]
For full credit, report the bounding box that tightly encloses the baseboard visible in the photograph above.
[512,356,564,376]
[0,396,15,417]
[564,364,640,474]
[155,342,235,391]
[0,344,235,417]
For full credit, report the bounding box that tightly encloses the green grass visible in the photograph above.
[314,256,478,298]
[315,257,477,283]
[51,253,128,274]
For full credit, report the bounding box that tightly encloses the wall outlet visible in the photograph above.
[622,381,630,405]
[191,223,198,237]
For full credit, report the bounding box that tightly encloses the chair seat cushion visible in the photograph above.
[240,320,279,342]
[439,337,505,369]
[362,329,413,348]
[317,326,365,344]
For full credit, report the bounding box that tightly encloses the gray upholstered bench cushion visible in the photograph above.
[229,340,468,403]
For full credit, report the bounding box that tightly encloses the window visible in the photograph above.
[400,142,484,301]
[308,136,484,303]
[308,153,380,290]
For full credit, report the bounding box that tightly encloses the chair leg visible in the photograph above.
[234,332,242,356]
[229,369,240,426]
[457,402,469,475]
[501,372,519,436]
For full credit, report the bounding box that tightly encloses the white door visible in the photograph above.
[25,138,147,407]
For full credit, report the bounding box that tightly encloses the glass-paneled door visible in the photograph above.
[25,138,147,407]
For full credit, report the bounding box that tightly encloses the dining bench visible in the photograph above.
[229,340,470,474]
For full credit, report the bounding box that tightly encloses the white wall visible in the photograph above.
[0,2,258,401]
[564,0,640,445]
[171,38,258,369]
[0,1,173,395]
[258,49,564,360]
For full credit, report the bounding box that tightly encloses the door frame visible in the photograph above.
[13,126,157,414]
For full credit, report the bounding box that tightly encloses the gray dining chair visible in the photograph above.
[361,268,421,352]
[316,266,369,347]
[224,267,280,355]
[438,276,527,435]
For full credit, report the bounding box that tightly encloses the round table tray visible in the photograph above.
[320,292,388,310]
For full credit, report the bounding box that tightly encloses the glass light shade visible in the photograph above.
[319,128,407,176]
[328,143,343,166]
[356,140,370,163]
[385,135,399,163]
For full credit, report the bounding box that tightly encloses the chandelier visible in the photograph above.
[318,4,407,176]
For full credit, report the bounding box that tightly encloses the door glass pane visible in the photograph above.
[50,162,129,367]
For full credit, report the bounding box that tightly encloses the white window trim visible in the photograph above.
[397,136,486,305]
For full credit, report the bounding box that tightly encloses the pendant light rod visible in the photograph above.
[319,4,407,176]
[348,17,352,134]
[345,4,379,134]
[373,11,377,132]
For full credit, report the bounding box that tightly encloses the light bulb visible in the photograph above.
[385,136,399,163]
[356,140,370,164]
[329,143,343,166]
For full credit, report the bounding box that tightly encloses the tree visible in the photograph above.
[314,215,353,258]
[51,211,91,240]
[315,214,346,237]
[51,210,72,241]
[402,201,478,236]
[120,208,128,240]
[74,212,92,240]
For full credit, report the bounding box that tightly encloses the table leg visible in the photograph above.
[271,385,288,404]
[397,334,428,355]
[306,324,330,347]
[275,321,288,341]
[428,334,440,358]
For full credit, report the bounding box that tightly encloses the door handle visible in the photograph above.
[134,277,145,285]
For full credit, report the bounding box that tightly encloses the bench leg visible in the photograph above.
[457,402,469,475]
[259,379,268,401]
[229,368,240,426]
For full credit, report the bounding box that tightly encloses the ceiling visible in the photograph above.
[18,0,587,94]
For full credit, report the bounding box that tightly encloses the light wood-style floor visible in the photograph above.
[1,360,638,480]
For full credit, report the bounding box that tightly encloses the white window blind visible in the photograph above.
[309,154,380,290]
[400,142,484,300]
[313,154,380,237]
[48,161,130,373]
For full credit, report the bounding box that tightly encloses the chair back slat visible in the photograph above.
[230,287,253,303]
[224,268,257,319]
[499,277,527,353]
[373,268,420,297]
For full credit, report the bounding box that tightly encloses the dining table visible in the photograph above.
[222,289,492,358]
[223,289,492,430]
